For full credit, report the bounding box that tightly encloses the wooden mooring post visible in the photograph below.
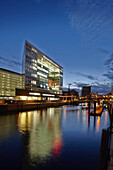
[94,101,96,115]
[100,102,113,169]
[88,101,90,114]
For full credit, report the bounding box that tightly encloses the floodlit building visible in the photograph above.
[0,68,24,97]
[0,40,63,101]
[23,40,63,94]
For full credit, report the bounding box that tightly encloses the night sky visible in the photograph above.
[1,0,113,94]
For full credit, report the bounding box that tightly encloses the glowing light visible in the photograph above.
[28,97,32,100]
[37,66,48,73]
[37,72,47,78]
[42,94,55,97]
[96,116,100,132]
[29,92,40,96]
[31,47,37,53]
[31,74,37,78]
[43,55,59,68]
[31,81,36,84]
[21,96,27,100]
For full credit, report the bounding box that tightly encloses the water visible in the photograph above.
[0,105,110,170]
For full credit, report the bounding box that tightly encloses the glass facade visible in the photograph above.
[0,68,24,96]
[24,40,63,94]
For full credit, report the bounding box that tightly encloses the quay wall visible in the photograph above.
[0,101,78,113]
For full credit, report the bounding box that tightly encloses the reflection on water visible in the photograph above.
[29,108,62,162]
[17,107,63,166]
[105,110,108,126]
[0,114,16,141]
[18,111,33,133]
[0,105,110,169]
[64,106,67,120]
[96,116,100,132]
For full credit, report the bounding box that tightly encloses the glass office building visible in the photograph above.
[0,68,24,97]
[23,40,63,94]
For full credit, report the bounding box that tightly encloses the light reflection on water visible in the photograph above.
[0,105,110,169]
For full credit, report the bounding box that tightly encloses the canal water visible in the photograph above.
[0,105,110,170]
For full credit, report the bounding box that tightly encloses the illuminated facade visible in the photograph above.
[0,40,63,100]
[23,40,63,94]
[0,68,24,97]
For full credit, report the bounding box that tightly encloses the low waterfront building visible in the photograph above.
[61,89,79,101]
[63,89,79,98]
[16,88,60,101]
[91,92,98,99]
[0,68,24,97]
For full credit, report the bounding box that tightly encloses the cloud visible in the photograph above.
[73,82,90,87]
[0,56,22,69]
[104,53,113,67]
[103,72,113,80]
[70,71,98,81]
[97,48,110,54]
[70,81,111,95]
[65,0,113,43]
[91,83,111,94]
[103,52,113,80]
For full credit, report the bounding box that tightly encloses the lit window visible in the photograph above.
[31,81,36,85]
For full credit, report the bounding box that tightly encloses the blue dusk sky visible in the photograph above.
[0,0,113,94]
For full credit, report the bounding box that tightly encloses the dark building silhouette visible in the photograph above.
[63,89,79,99]
[82,86,91,97]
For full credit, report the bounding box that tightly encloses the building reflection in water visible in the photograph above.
[77,106,80,123]
[17,107,63,164]
[63,104,109,134]
[82,110,87,131]
[104,110,108,126]
[0,114,16,141]
[16,105,110,168]
[18,111,33,133]
[63,106,67,120]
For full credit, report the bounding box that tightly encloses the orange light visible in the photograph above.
[96,116,100,132]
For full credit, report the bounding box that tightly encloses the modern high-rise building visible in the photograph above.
[82,86,91,97]
[0,68,24,97]
[23,40,63,94]
[0,40,63,101]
